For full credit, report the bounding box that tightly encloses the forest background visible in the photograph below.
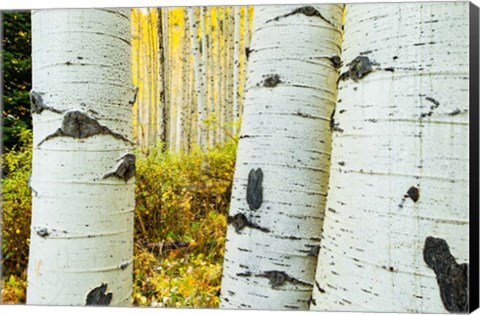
[0,1,476,314]
[1,6,252,306]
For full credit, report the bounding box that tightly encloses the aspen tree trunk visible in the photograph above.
[200,8,211,148]
[206,8,216,148]
[240,6,251,117]
[225,8,235,137]
[220,7,230,143]
[27,9,134,305]
[142,48,150,147]
[179,12,190,152]
[232,6,241,135]
[186,65,195,153]
[157,8,167,146]
[136,13,144,145]
[188,7,207,151]
[219,4,343,310]
[212,8,222,145]
[174,43,184,152]
[148,11,158,144]
[183,14,194,153]
[311,2,470,313]
[147,11,155,146]
[217,7,225,143]
[162,8,172,150]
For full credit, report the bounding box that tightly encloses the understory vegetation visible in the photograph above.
[1,132,237,307]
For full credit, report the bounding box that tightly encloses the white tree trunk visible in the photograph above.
[220,4,343,310]
[216,7,224,144]
[220,7,230,143]
[225,8,235,136]
[232,6,241,135]
[27,9,134,306]
[239,6,250,119]
[188,7,207,151]
[157,8,167,146]
[311,2,470,313]
[163,8,172,150]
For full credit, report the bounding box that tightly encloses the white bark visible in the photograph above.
[311,2,470,313]
[240,6,250,119]
[220,4,343,310]
[213,8,222,144]
[157,8,167,145]
[27,9,134,306]
[232,6,241,135]
[163,8,172,150]
[188,7,207,151]
[220,7,230,143]
[225,8,235,136]
[217,8,225,143]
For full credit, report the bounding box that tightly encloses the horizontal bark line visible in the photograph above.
[236,161,331,172]
[32,261,133,273]
[333,168,467,182]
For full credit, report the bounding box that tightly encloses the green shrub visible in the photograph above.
[1,129,32,278]
[132,142,236,307]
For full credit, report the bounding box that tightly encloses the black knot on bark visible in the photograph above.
[62,110,104,139]
[339,56,374,82]
[103,153,136,182]
[348,56,373,82]
[86,283,113,306]
[263,74,282,88]
[246,168,263,210]
[227,213,249,233]
[405,186,420,202]
[423,236,469,313]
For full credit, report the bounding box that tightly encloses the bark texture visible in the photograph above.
[220,4,343,310]
[311,2,469,313]
[27,9,134,306]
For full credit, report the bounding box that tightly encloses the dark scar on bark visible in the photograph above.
[423,236,468,313]
[315,281,326,293]
[405,186,420,202]
[330,109,343,132]
[421,97,441,118]
[245,47,252,60]
[330,55,342,69]
[236,272,252,277]
[103,153,136,182]
[267,6,335,27]
[338,56,374,83]
[30,91,64,114]
[119,262,130,270]
[257,271,312,289]
[129,87,138,106]
[448,109,462,116]
[284,305,300,309]
[34,226,49,238]
[330,109,335,131]
[307,245,320,257]
[246,168,263,210]
[86,283,113,306]
[227,213,270,234]
[262,74,281,88]
[37,110,133,146]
